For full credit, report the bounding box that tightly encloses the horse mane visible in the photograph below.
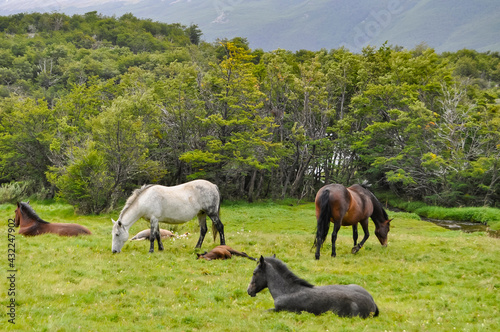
[366,190,389,222]
[118,184,155,219]
[265,257,314,288]
[19,202,50,224]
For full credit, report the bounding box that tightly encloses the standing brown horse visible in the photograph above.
[14,202,92,236]
[314,184,391,259]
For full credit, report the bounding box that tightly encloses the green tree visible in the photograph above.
[181,42,281,201]
[186,24,202,45]
[0,97,55,186]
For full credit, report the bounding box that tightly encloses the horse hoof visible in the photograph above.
[351,246,360,254]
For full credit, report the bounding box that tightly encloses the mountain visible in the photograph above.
[1,0,499,53]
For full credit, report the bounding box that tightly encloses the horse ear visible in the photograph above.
[272,254,276,258]
[259,255,265,266]
[112,219,116,225]
[17,202,20,207]
[27,200,30,204]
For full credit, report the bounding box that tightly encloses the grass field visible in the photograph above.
[1,200,499,331]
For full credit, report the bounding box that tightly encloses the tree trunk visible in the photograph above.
[247,169,258,202]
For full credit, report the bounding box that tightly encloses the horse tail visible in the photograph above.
[212,222,218,242]
[314,188,332,248]
[374,304,379,317]
[212,183,222,242]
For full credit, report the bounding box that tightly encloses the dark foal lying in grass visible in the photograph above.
[197,245,256,261]
[247,256,379,318]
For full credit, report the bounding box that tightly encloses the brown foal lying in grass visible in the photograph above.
[197,245,256,261]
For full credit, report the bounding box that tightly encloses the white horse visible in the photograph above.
[111,179,225,253]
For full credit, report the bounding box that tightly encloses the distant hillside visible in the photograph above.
[1,0,499,53]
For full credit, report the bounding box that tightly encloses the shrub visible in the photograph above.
[47,143,114,214]
[0,181,30,204]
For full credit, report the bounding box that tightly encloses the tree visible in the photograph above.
[186,24,202,45]
[181,42,281,201]
[0,97,55,187]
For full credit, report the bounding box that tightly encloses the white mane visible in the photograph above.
[118,184,154,220]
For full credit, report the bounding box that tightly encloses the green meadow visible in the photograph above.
[1,200,499,331]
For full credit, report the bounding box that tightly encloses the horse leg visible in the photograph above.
[352,219,370,254]
[156,225,164,252]
[195,213,207,248]
[352,224,358,247]
[331,222,341,258]
[149,217,163,253]
[209,213,226,246]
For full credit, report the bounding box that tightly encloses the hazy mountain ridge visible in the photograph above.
[1,0,498,52]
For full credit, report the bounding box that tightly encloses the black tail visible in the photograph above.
[314,189,332,248]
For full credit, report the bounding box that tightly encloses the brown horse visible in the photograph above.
[196,245,256,261]
[14,202,92,236]
[314,184,391,259]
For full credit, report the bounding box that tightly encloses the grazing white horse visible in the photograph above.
[111,180,225,253]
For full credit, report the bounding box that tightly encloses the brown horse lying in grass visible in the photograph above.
[14,201,91,236]
[197,245,256,261]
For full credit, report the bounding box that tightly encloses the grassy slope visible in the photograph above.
[1,200,499,331]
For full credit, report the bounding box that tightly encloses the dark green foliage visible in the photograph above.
[0,12,499,212]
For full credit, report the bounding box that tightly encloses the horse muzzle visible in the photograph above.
[112,249,120,254]
[247,286,256,297]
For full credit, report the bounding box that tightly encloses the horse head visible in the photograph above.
[196,252,208,259]
[247,256,269,297]
[14,202,22,227]
[374,218,392,247]
[111,219,129,253]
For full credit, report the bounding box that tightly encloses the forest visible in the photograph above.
[0,12,499,213]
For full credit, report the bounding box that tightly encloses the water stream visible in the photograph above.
[423,217,500,238]
[388,206,499,238]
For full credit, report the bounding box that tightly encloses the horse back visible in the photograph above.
[198,246,232,260]
[20,222,91,236]
[52,223,92,236]
[314,284,378,318]
[343,185,374,224]
[139,180,220,221]
[315,184,348,219]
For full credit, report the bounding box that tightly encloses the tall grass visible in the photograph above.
[1,201,499,331]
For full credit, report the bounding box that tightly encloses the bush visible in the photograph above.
[47,143,114,214]
[0,181,30,203]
